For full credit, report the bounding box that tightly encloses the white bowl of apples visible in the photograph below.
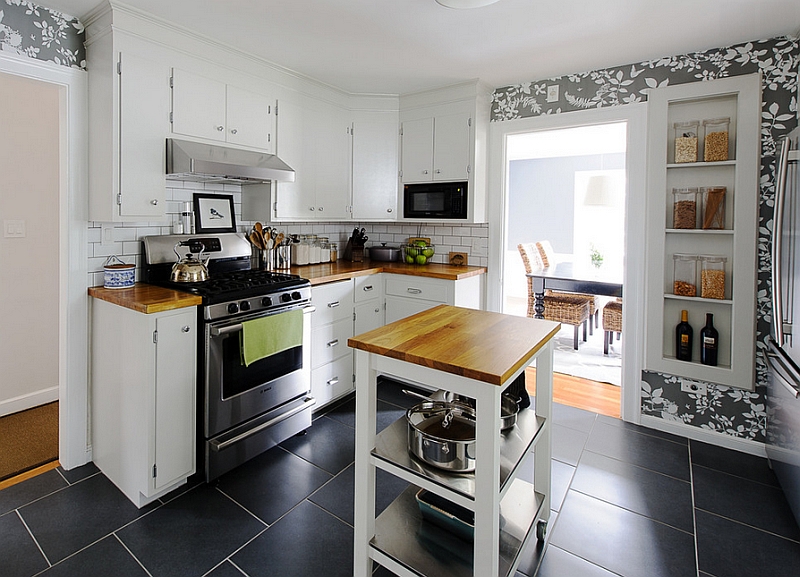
[402,241,435,265]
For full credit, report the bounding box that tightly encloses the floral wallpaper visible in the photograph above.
[493,36,800,443]
[0,0,85,69]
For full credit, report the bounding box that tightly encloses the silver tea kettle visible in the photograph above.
[170,241,210,282]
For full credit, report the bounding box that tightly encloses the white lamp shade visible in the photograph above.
[583,175,617,206]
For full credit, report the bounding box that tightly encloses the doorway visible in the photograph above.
[487,104,647,423]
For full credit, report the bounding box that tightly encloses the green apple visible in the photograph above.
[406,247,418,257]
[415,254,427,265]
[422,248,434,258]
[415,240,427,247]
[405,255,414,264]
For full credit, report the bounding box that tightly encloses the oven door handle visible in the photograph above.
[210,305,317,337]
[209,397,317,451]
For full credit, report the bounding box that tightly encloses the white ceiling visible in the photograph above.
[43,0,800,95]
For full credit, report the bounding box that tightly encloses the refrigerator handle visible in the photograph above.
[772,136,791,346]
[767,350,800,399]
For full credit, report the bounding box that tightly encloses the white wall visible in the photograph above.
[0,71,60,415]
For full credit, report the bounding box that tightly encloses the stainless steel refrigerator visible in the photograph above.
[767,127,800,525]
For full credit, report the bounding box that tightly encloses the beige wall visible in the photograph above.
[0,71,60,415]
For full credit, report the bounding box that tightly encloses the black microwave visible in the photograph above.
[403,181,468,219]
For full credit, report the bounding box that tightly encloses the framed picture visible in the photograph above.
[193,193,236,233]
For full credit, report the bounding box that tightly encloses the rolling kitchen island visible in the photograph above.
[348,305,560,577]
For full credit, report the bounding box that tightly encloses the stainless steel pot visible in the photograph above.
[407,400,476,472]
[403,389,520,431]
[369,243,401,262]
[170,241,210,282]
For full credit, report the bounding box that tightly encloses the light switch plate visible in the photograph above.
[3,219,26,238]
[546,85,559,102]
[101,222,114,246]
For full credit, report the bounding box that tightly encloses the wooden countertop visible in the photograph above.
[348,305,560,386]
[289,260,486,285]
[89,284,202,314]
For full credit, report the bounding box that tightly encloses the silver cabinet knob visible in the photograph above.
[318,207,324,211]
[387,208,393,213]
[435,169,441,174]
[230,128,238,135]
[309,207,315,211]
[216,125,224,131]
[151,199,158,205]
[181,326,191,333]
[422,170,429,175]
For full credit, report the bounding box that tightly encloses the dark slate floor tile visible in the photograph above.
[586,421,690,481]
[376,400,406,434]
[515,511,556,576]
[19,473,148,564]
[535,544,619,577]
[550,491,696,577]
[552,402,598,433]
[322,395,356,429]
[690,440,779,486]
[550,460,575,513]
[216,446,332,526]
[696,509,800,577]
[39,535,148,577]
[309,463,409,527]
[156,476,204,505]
[597,414,688,444]
[376,376,427,409]
[0,469,67,516]
[0,511,49,577]
[280,414,355,475]
[551,424,589,466]
[232,500,353,577]
[57,462,100,484]
[206,560,249,577]
[117,484,265,577]
[572,450,694,532]
[692,464,800,540]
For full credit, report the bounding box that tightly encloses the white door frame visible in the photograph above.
[0,53,90,469]
[487,103,648,423]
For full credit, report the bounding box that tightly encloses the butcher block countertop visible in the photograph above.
[289,260,486,285]
[348,304,560,386]
[89,284,202,314]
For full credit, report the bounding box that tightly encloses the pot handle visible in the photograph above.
[104,255,127,267]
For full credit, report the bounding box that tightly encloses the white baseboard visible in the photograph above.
[0,387,59,417]
[640,414,767,458]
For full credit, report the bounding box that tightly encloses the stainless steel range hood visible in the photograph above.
[166,138,295,184]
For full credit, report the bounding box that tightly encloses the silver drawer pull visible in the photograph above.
[181,326,191,333]
[327,339,339,347]
[407,288,422,294]
[363,285,373,292]
[327,376,339,386]
[328,301,340,308]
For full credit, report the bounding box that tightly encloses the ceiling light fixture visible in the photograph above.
[435,0,501,8]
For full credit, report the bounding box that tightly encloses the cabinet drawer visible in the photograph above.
[385,275,449,303]
[311,353,353,409]
[311,317,353,369]
[354,274,382,303]
[311,280,354,327]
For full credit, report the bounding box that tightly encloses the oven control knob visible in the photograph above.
[280,293,292,303]
[291,291,302,301]
[240,300,251,312]
[261,296,273,307]
[227,302,239,314]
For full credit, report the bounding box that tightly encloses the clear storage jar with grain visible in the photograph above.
[673,254,698,297]
[700,256,727,299]
[701,186,726,230]
[703,117,730,162]
[674,121,699,163]
[672,187,698,229]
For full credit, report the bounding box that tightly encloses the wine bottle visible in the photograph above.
[700,313,718,366]
[676,309,693,362]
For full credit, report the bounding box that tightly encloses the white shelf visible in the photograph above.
[667,160,737,169]
[665,229,734,235]
[664,294,733,305]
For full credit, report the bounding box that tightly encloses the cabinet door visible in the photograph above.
[119,53,169,218]
[170,68,227,142]
[433,112,471,181]
[352,117,399,220]
[355,300,384,335]
[226,85,274,151]
[313,107,351,219]
[401,117,434,183]
[275,99,316,219]
[153,311,196,493]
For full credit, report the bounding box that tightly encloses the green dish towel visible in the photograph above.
[240,309,304,367]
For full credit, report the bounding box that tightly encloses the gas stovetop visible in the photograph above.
[165,269,307,301]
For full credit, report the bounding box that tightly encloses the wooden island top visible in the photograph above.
[347,304,560,386]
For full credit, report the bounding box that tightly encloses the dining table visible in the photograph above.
[526,260,623,320]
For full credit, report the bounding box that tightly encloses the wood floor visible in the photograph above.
[526,366,621,419]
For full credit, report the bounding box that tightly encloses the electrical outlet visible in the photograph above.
[101,223,114,246]
[3,219,26,238]
[546,85,559,102]
[680,379,707,395]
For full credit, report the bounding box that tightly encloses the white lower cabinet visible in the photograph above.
[310,280,355,408]
[91,300,196,508]
[354,274,384,335]
[384,273,483,324]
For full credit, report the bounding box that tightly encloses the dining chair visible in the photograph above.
[602,298,623,355]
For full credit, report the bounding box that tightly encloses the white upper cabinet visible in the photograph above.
[87,37,170,222]
[351,114,400,220]
[401,113,471,183]
[171,68,275,152]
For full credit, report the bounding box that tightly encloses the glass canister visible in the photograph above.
[308,235,320,264]
[672,187,698,229]
[290,235,301,265]
[295,235,309,265]
[319,237,331,262]
[329,242,338,262]
[701,186,726,230]
[700,255,727,299]
[674,121,699,163]
[673,254,698,296]
[703,117,730,162]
